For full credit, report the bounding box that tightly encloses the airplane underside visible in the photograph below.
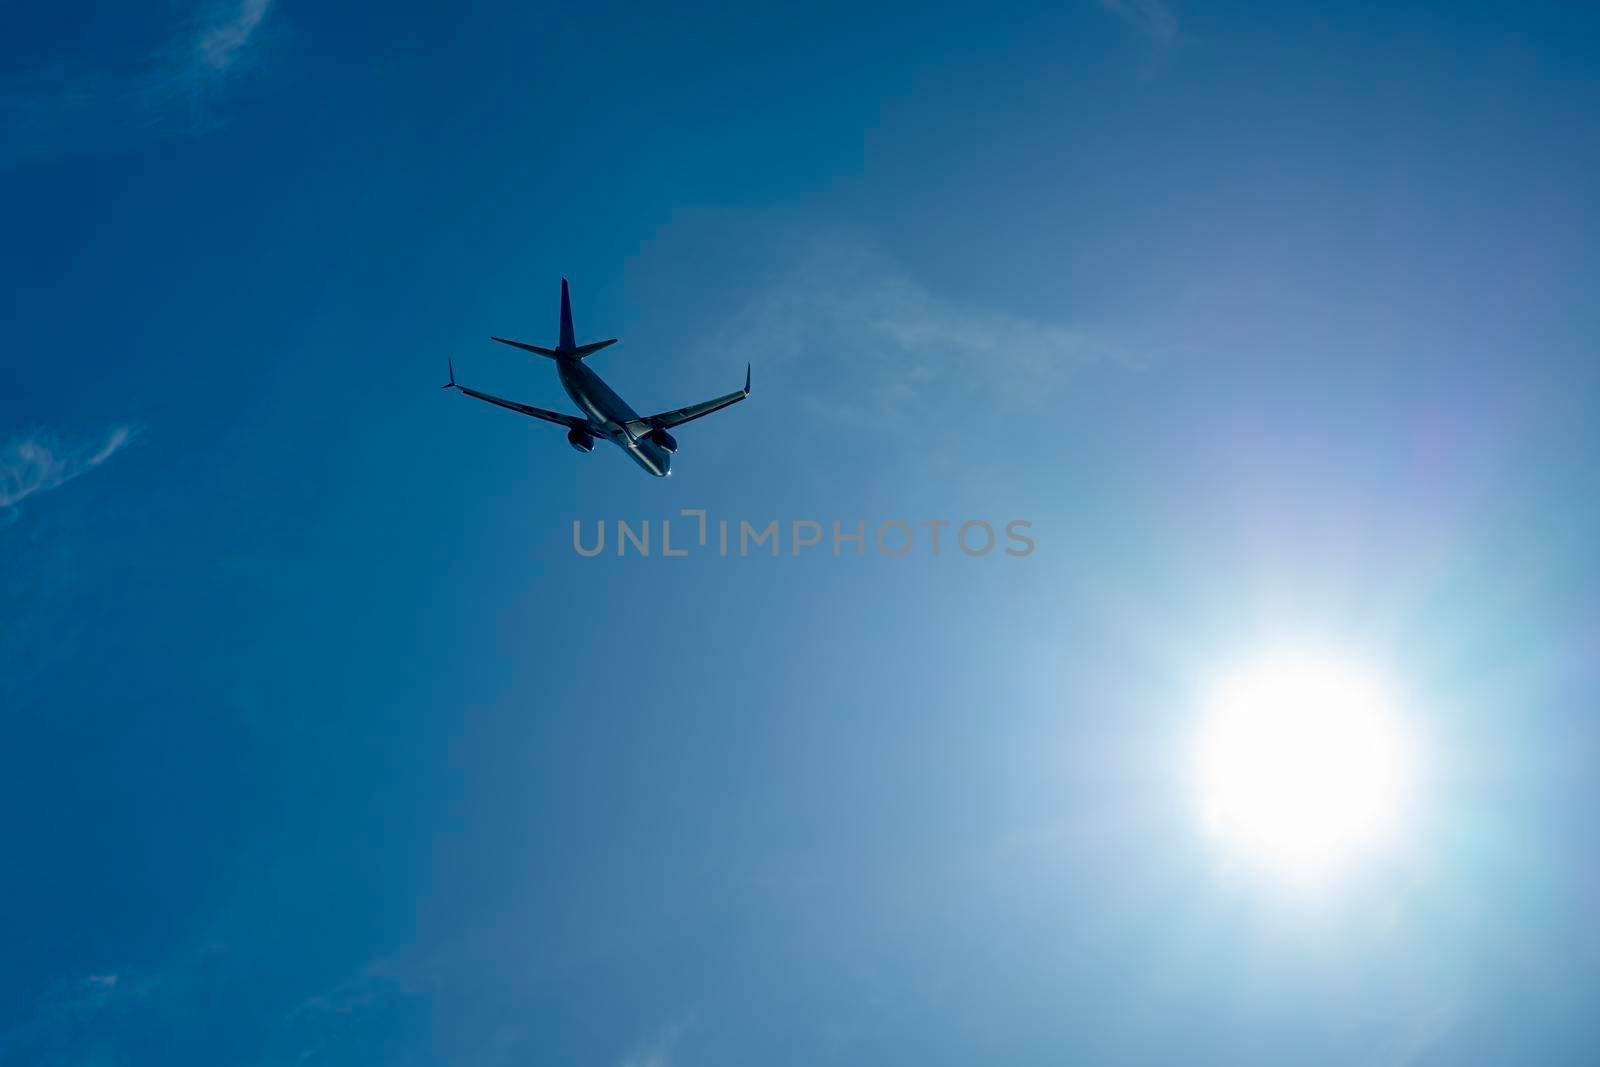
[443,279,748,478]
[613,430,673,478]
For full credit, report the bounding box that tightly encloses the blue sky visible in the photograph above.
[3,1,1598,1063]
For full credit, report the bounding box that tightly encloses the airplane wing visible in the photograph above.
[628,364,751,434]
[443,361,596,432]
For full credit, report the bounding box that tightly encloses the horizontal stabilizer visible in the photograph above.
[490,335,617,360]
[493,282,617,359]
[570,338,618,358]
[491,335,562,358]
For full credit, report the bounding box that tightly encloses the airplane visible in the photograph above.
[443,279,750,477]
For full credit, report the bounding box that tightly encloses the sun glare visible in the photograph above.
[1195,654,1415,883]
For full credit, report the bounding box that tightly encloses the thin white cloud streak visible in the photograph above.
[0,950,234,1063]
[1097,0,1181,47]
[1,1,276,167]
[199,0,275,71]
[618,1018,692,1067]
[1373,1000,1461,1067]
[711,238,1115,427]
[0,427,134,519]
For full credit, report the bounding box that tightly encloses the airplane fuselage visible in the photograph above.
[557,357,673,477]
[451,279,746,476]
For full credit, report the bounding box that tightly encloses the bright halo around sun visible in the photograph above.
[1194,654,1416,883]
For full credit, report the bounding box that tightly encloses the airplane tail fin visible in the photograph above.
[552,279,616,357]
[489,279,616,359]
[559,278,576,351]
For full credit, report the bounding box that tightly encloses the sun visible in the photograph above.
[1194,654,1416,882]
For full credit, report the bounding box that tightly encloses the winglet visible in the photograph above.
[442,358,457,389]
[744,363,752,396]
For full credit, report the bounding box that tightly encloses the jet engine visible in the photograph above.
[566,428,595,453]
[648,428,679,454]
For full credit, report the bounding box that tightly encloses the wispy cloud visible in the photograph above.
[1097,0,1181,48]
[198,0,275,72]
[0,949,243,1065]
[1,1,277,167]
[1374,1000,1461,1067]
[712,237,1116,427]
[1,426,134,523]
[618,1018,693,1067]
[0,969,132,1062]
